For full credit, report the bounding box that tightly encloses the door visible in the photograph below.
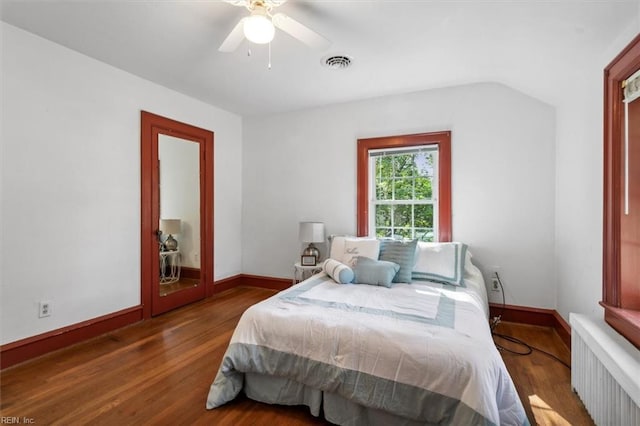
[141,112,214,317]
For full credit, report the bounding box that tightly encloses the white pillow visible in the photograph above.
[412,242,468,286]
[328,235,351,261]
[323,259,354,284]
[342,238,380,267]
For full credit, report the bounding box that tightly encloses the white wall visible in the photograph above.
[242,83,556,308]
[555,19,640,322]
[0,23,243,344]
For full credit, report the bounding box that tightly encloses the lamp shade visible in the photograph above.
[160,219,181,235]
[299,222,325,243]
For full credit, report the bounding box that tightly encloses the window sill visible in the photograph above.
[600,302,640,350]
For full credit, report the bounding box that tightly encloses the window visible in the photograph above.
[357,132,451,241]
[369,147,438,241]
[602,34,640,348]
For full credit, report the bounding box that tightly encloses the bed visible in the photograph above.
[206,240,528,425]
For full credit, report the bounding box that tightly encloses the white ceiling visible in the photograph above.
[1,0,637,116]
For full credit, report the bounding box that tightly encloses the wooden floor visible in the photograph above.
[493,322,593,426]
[0,286,593,425]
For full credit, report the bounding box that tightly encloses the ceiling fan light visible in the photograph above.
[243,14,275,44]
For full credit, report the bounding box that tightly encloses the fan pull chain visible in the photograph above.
[268,42,272,69]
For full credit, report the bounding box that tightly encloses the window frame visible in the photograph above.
[602,33,640,349]
[357,132,451,241]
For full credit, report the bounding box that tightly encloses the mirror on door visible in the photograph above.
[158,134,201,297]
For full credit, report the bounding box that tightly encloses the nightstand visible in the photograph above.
[293,262,323,285]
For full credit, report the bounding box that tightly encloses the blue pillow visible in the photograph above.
[323,259,354,284]
[352,256,400,288]
[378,239,417,283]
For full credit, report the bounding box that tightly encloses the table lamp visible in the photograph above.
[160,219,181,251]
[299,222,325,260]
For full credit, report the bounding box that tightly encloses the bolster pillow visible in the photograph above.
[323,259,354,284]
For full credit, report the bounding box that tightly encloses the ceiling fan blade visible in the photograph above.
[219,18,246,52]
[271,13,330,50]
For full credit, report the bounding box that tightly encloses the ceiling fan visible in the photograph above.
[219,0,331,52]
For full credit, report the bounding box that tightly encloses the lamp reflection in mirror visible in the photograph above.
[160,219,181,251]
[299,222,325,260]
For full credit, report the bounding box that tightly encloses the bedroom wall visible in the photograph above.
[554,19,640,322]
[242,83,556,309]
[0,22,243,345]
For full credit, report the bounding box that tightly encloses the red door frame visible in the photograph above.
[140,111,214,318]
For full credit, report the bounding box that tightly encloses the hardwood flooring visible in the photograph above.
[1,286,593,425]
[493,322,593,426]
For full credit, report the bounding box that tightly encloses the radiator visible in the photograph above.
[570,314,640,426]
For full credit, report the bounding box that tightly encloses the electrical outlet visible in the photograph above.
[39,301,52,318]
[491,277,501,292]
[488,266,502,292]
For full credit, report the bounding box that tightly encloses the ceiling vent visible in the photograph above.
[322,55,352,70]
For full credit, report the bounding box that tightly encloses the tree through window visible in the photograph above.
[370,147,438,241]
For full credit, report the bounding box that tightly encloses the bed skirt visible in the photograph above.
[245,373,434,426]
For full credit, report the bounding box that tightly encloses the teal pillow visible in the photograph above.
[378,239,418,283]
[352,256,400,288]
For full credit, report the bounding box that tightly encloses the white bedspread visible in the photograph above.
[207,265,528,425]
